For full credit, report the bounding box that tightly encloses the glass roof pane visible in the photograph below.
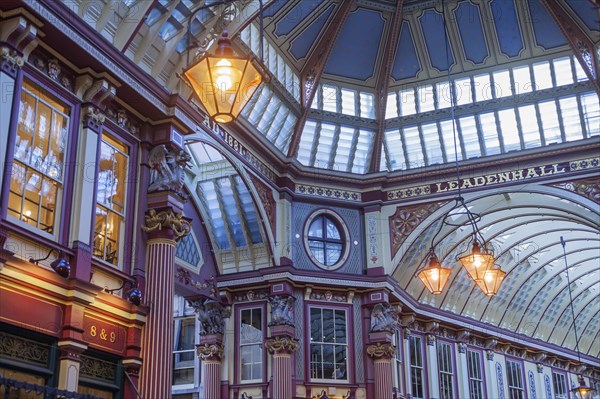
[275,113,296,153]
[581,93,600,137]
[538,100,562,144]
[298,120,317,165]
[333,126,354,172]
[323,85,338,112]
[360,92,375,119]
[417,85,435,112]
[553,57,574,86]
[533,61,552,90]
[198,181,229,250]
[399,88,416,116]
[512,66,532,94]
[422,122,443,165]
[384,128,406,170]
[493,70,512,98]
[440,119,462,162]
[473,74,491,102]
[403,126,424,168]
[573,56,588,82]
[455,78,473,106]
[341,89,356,116]
[352,129,374,174]
[459,115,481,158]
[497,109,521,152]
[314,123,336,168]
[518,105,541,148]
[386,92,398,119]
[234,176,262,245]
[559,96,583,141]
[218,178,246,248]
[479,112,501,155]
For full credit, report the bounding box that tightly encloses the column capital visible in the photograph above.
[458,342,467,354]
[57,339,87,361]
[366,342,395,359]
[142,208,191,240]
[196,343,224,361]
[81,105,107,133]
[265,335,299,355]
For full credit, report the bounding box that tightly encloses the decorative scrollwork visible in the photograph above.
[0,331,49,365]
[141,209,191,239]
[79,354,117,381]
[265,336,299,354]
[196,343,224,360]
[366,342,395,358]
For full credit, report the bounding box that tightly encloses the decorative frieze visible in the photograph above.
[105,107,139,136]
[196,343,224,361]
[366,342,395,359]
[175,268,216,296]
[296,184,361,202]
[265,336,299,354]
[426,334,436,346]
[0,46,24,75]
[553,177,600,204]
[81,105,106,132]
[389,202,443,258]
[233,289,268,303]
[79,354,117,381]
[142,209,191,239]
[309,289,347,302]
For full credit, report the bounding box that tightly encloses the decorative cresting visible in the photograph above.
[366,342,395,358]
[147,145,191,197]
[196,343,224,361]
[389,202,443,258]
[189,298,228,335]
[265,336,299,354]
[370,302,400,333]
[141,209,191,239]
[268,295,295,326]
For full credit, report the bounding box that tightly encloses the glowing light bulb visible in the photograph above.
[24,210,31,217]
[473,255,483,268]
[430,269,439,281]
[485,273,493,282]
[215,59,233,91]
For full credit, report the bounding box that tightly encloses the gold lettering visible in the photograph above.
[90,326,97,337]
[100,328,108,341]
[110,331,116,343]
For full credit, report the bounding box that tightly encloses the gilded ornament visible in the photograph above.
[265,336,299,354]
[142,209,191,239]
[196,343,224,360]
[366,342,395,358]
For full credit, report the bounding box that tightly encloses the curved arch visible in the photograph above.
[184,132,276,272]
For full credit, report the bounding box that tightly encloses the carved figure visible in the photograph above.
[268,295,294,326]
[191,299,225,335]
[370,302,400,332]
[147,145,191,196]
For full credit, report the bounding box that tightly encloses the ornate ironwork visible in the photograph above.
[0,331,49,365]
[79,354,117,382]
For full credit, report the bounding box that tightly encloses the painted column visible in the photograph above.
[197,340,224,399]
[484,350,499,399]
[426,333,439,398]
[366,341,395,399]
[456,343,470,399]
[266,329,298,399]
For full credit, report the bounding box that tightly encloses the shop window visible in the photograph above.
[173,317,196,386]
[8,79,70,236]
[79,352,121,399]
[467,349,484,399]
[506,359,525,399]
[409,335,425,399]
[309,307,348,381]
[552,370,568,398]
[94,133,129,266]
[240,307,263,382]
[437,341,455,399]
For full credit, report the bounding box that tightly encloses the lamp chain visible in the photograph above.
[560,236,583,364]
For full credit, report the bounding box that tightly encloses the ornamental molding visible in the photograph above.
[389,202,443,259]
[196,343,224,360]
[0,46,24,75]
[296,184,361,202]
[141,209,191,239]
[81,106,106,132]
[309,289,347,303]
[233,289,268,303]
[385,157,599,201]
[265,336,299,354]
[249,174,276,234]
[366,342,395,358]
[552,177,600,204]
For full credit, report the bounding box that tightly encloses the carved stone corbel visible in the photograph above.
[0,15,39,76]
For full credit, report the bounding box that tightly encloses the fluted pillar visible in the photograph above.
[139,206,190,399]
[265,330,298,399]
[367,341,395,399]
[197,339,224,399]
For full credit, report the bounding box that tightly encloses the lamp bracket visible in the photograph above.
[29,248,61,264]
[105,278,137,294]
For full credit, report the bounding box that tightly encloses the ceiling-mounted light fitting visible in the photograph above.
[183,31,262,123]
[417,253,452,294]
[474,266,506,296]
[459,240,496,282]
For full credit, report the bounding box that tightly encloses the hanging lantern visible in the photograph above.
[459,240,495,281]
[475,266,506,296]
[418,255,452,294]
[571,376,596,399]
[183,31,262,123]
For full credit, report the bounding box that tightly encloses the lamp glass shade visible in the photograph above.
[418,256,452,294]
[572,377,596,399]
[184,54,261,123]
[475,266,506,296]
[459,241,495,281]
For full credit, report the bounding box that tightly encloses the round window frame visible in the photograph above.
[303,210,350,271]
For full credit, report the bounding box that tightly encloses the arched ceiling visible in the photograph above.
[393,189,600,357]
[69,0,600,176]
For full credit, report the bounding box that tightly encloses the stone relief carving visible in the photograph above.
[147,145,191,197]
[189,298,227,336]
[141,209,191,239]
[268,295,295,326]
[389,202,443,258]
[366,342,395,358]
[196,343,224,360]
[265,336,299,354]
[369,302,400,333]
[553,178,600,204]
